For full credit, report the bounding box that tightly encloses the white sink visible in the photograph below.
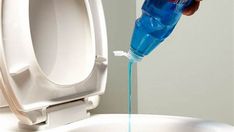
[0,107,233,132]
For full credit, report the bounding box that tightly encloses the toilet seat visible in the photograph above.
[0,0,107,129]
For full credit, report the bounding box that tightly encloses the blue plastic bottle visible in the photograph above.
[128,0,193,62]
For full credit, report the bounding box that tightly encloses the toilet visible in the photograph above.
[0,0,108,130]
[0,0,233,132]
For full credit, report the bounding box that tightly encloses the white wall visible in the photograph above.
[92,0,138,114]
[137,0,234,125]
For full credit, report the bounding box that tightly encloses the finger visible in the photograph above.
[183,1,200,16]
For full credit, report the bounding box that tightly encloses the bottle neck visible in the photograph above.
[128,50,143,63]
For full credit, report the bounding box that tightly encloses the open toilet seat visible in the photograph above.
[0,0,107,129]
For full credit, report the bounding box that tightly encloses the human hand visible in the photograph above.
[183,0,202,16]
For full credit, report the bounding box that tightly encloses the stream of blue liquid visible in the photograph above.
[128,61,134,132]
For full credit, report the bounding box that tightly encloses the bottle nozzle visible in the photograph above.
[113,51,129,58]
[113,50,143,63]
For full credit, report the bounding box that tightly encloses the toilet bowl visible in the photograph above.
[0,0,233,131]
[0,107,234,132]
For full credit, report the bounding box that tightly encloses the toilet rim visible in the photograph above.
[0,0,108,126]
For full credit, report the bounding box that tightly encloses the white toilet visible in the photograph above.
[0,0,233,132]
[0,0,108,130]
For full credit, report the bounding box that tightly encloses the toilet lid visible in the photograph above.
[0,0,107,125]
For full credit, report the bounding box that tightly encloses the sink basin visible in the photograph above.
[0,107,233,132]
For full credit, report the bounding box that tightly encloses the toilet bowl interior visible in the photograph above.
[29,0,95,85]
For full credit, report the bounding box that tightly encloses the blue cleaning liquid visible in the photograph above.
[125,1,193,131]
[128,61,134,132]
[130,0,192,61]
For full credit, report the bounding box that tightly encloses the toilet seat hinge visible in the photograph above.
[19,99,92,131]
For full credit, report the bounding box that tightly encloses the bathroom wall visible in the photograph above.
[137,0,234,125]
[92,0,138,114]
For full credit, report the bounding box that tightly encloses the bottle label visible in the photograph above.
[169,0,190,4]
